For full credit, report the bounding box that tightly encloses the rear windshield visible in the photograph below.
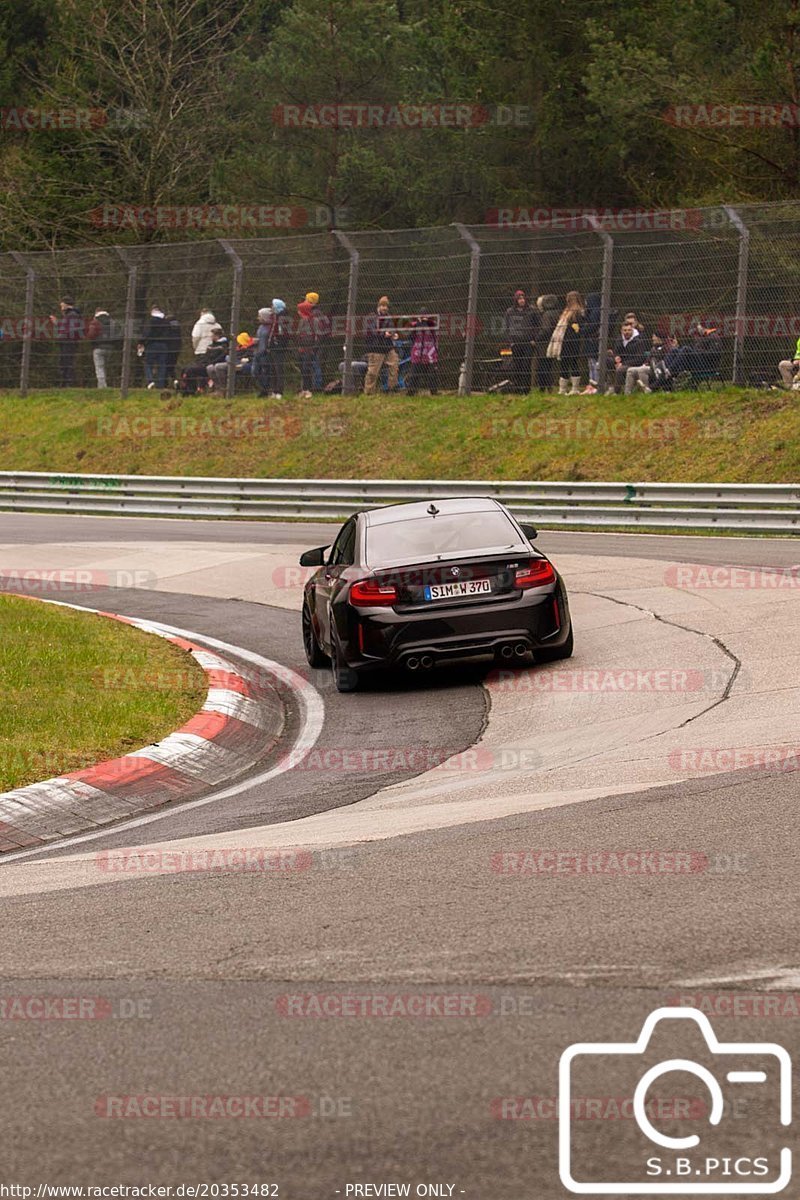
[365,510,522,567]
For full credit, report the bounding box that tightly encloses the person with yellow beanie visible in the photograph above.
[296,291,331,394]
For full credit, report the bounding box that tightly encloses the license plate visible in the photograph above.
[423,579,492,601]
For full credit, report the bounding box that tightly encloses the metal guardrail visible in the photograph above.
[0,472,797,532]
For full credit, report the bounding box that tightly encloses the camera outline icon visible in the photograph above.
[558,1006,792,1194]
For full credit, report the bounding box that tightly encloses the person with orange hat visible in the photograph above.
[363,295,399,394]
[296,292,330,397]
[207,331,255,390]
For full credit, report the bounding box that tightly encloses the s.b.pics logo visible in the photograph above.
[559,1007,792,1194]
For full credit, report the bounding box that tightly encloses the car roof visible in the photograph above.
[361,497,506,527]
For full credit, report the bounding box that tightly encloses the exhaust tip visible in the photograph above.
[514,642,528,657]
[406,656,420,671]
[420,654,434,669]
[500,644,515,659]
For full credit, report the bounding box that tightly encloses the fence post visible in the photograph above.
[454,223,481,395]
[115,249,137,398]
[588,219,614,393]
[10,252,35,397]
[332,230,360,393]
[724,206,749,385]
[219,240,243,400]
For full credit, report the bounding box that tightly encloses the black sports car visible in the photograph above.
[299,497,573,692]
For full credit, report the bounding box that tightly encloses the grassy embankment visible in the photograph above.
[0,387,797,482]
[0,594,207,791]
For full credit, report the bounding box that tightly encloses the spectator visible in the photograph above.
[364,296,399,394]
[207,332,254,390]
[192,308,217,359]
[582,292,602,393]
[504,289,538,393]
[253,307,273,397]
[547,290,585,394]
[138,305,168,389]
[204,325,229,372]
[267,298,290,398]
[191,307,219,357]
[609,319,648,393]
[49,297,82,387]
[779,335,800,388]
[87,306,114,388]
[164,313,182,385]
[534,294,560,390]
[300,291,330,392]
[624,311,645,335]
[665,321,722,382]
[296,297,319,398]
[405,309,439,395]
[624,334,673,393]
[175,326,226,394]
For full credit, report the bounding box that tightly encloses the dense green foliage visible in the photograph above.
[2,0,799,247]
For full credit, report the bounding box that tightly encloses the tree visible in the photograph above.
[0,0,255,246]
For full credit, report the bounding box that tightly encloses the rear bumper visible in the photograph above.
[338,585,570,670]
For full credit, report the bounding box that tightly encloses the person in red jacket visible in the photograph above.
[296,296,316,398]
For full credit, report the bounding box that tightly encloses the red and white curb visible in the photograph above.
[0,600,288,853]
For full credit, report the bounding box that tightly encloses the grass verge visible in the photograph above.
[0,386,797,482]
[0,594,207,791]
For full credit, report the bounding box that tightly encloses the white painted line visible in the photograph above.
[673,967,800,990]
[0,608,325,866]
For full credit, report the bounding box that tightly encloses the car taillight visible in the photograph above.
[349,578,399,607]
[514,560,556,589]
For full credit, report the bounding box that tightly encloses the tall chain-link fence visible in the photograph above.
[2,201,800,396]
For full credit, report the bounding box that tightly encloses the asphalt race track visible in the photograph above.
[1,511,799,1198]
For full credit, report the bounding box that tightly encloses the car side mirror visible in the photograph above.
[299,546,328,567]
[520,523,538,541]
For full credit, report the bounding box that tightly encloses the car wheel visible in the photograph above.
[302,599,329,668]
[331,627,361,693]
[535,624,574,663]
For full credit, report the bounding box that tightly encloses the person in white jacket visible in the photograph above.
[191,309,217,358]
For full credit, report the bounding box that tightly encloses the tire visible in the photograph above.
[302,599,329,668]
[535,624,574,663]
[330,626,361,693]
